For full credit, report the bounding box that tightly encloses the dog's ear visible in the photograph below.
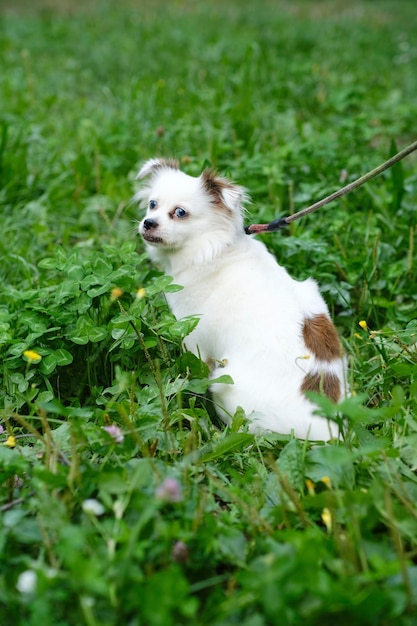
[201,169,248,212]
[136,158,179,179]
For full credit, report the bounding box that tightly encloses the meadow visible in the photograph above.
[1,0,417,624]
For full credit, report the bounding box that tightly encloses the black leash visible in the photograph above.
[245,139,417,235]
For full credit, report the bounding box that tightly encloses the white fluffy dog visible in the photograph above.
[137,158,348,440]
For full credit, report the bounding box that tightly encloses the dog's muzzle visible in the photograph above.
[141,217,164,244]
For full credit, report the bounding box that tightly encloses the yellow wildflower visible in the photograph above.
[358,320,368,330]
[136,287,146,299]
[321,508,332,532]
[305,479,315,496]
[23,350,42,362]
[321,476,332,488]
[354,333,361,339]
[110,287,123,302]
[4,435,16,448]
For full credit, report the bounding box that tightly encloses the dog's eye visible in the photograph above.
[174,207,188,219]
[149,199,157,210]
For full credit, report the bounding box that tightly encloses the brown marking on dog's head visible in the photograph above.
[301,371,341,403]
[302,314,342,362]
[201,168,247,214]
[136,158,179,180]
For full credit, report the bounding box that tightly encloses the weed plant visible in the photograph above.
[1,1,417,624]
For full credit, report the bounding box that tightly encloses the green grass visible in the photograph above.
[1,0,417,624]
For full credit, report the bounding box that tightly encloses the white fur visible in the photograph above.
[137,159,348,440]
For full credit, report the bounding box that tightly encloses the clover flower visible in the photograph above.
[102,424,124,443]
[16,570,37,594]
[4,435,16,448]
[171,540,189,563]
[82,499,105,516]
[155,477,183,503]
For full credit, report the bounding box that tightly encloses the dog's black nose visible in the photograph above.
[143,218,158,231]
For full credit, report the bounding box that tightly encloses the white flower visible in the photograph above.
[16,570,37,594]
[82,499,105,516]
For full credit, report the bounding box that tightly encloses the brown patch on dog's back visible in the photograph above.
[302,314,341,361]
[301,371,341,403]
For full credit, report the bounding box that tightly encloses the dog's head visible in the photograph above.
[136,158,248,268]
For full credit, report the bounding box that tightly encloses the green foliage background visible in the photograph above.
[1,1,417,624]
